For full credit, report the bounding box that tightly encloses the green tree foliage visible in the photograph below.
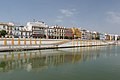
[117,37,120,40]
[0,30,7,37]
[96,36,100,40]
[65,36,68,39]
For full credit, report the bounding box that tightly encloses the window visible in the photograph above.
[3,26,5,29]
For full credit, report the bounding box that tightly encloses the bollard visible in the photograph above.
[86,40,88,46]
[84,40,86,46]
[95,40,97,45]
[4,38,7,46]
[24,38,26,45]
[72,40,73,46]
[40,38,42,44]
[89,40,91,46]
[90,40,92,46]
[35,39,37,45]
[18,38,20,45]
[30,38,32,45]
[92,40,93,45]
[82,40,84,46]
[87,40,89,46]
[87,40,88,46]
[100,40,101,45]
[96,40,97,45]
[79,40,80,46]
[77,40,78,46]
[11,38,14,45]
[88,40,90,46]
[80,40,82,46]
[94,40,96,45]
[18,53,20,60]
[88,40,89,46]
[72,40,74,46]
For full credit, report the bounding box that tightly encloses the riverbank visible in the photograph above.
[0,38,118,52]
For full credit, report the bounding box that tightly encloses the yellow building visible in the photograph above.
[71,27,82,39]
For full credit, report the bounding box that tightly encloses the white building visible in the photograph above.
[20,26,32,38]
[0,22,14,38]
[81,29,88,40]
[115,35,118,41]
[49,25,65,39]
[13,25,24,38]
[26,21,48,38]
[99,33,105,40]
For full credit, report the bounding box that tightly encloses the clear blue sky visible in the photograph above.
[0,0,120,35]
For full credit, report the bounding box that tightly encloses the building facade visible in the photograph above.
[13,26,24,38]
[99,33,105,40]
[92,31,100,40]
[21,30,32,38]
[64,28,73,39]
[48,25,65,39]
[0,22,14,38]
[71,27,82,39]
[47,27,54,39]
[105,34,111,40]
[26,21,47,38]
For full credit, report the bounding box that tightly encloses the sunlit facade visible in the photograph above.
[26,21,47,38]
[0,22,14,38]
[71,27,82,39]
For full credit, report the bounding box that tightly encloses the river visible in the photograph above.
[0,45,120,80]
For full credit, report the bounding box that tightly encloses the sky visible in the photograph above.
[0,0,120,35]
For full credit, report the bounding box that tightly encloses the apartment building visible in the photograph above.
[49,25,65,39]
[12,25,24,38]
[26,21,47,38]
[0,22,14,38]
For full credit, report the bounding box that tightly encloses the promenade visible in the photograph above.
[0,38,117,52]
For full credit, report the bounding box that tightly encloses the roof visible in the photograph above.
[0,22,14,26]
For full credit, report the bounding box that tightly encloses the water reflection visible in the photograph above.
[0,46,119,72]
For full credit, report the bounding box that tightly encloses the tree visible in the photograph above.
[0,30,7,37]
[70,37,73,39]
[43,35,46,38]
[96,36,100,40]
[65,36,68,39]
[117,37,120,40]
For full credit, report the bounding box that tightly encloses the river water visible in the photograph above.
[0,45,120,80]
